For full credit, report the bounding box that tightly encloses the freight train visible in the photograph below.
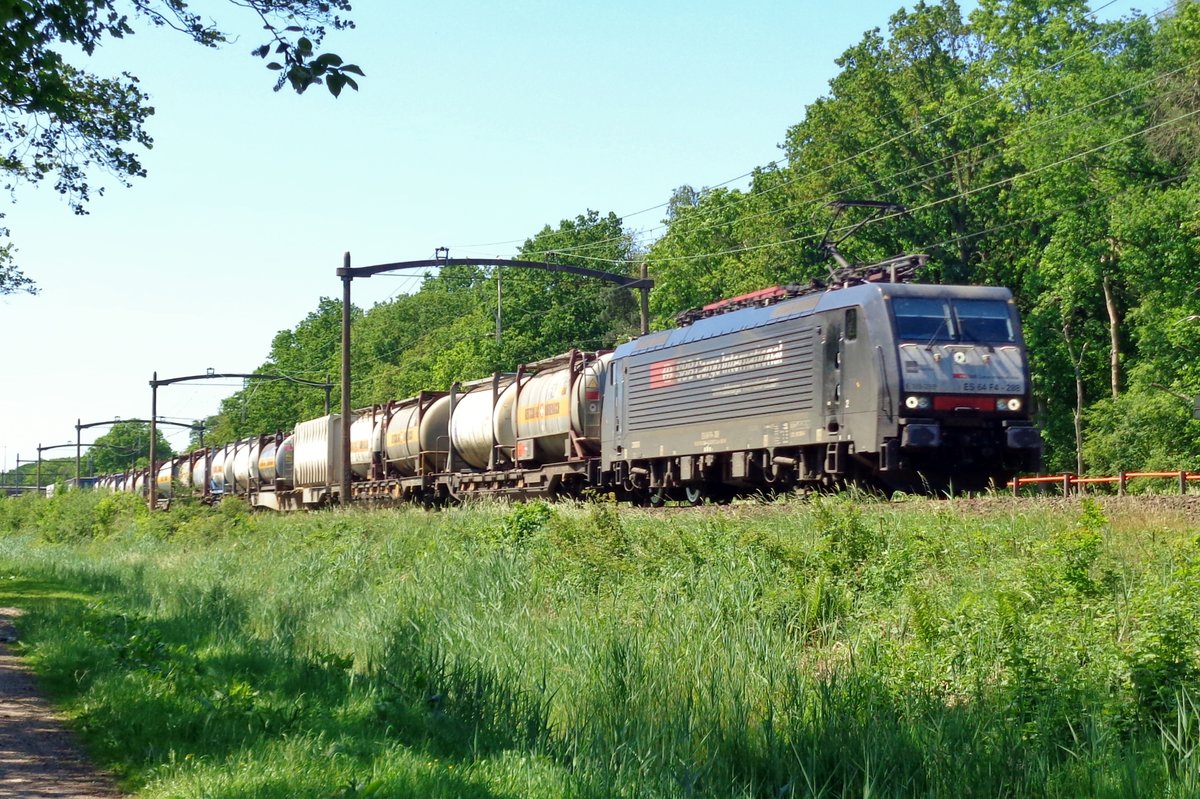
[97,265,1043,507]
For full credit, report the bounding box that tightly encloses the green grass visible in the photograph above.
[0,490,1198,797]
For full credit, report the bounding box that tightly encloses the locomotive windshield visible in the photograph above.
[892,297,1015,343]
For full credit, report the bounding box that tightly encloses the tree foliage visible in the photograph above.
[0,0,360,294]
[645,0,1200,474]
[204,0,1200,473]
[203,211,644,447]
[90,421,174,472]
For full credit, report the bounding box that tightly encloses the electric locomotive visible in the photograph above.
[603,269,1042,499]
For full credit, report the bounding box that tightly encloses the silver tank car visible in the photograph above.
[228,442,247,492]
[276,435,295,487]
[155,461,173,498]
[349,411,384,479]
[449,375,515,470]
[191,451,209,492]
[258,439,278,482]
[248,439,263,484]
[210,445,230,492]
[229,438,262,493]
[177,457,192,490]
[511,352,610,464]
[383,393,451,476]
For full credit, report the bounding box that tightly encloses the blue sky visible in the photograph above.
[0,0,1144,472]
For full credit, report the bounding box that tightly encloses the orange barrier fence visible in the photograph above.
[1011,471,1200,496]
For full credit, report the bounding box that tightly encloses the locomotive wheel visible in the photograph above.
[684,485,704,506]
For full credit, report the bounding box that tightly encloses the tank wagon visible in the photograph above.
[103,272,1042,508]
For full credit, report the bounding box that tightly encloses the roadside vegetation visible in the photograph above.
[0,490,1199,798]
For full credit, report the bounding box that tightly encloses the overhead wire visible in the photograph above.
[347,170,1194,400]
[198,0,1186,430]
[548,101,1200,267]
[523,81,1200,268]
[598,61,1200,260]
[516,0,1181,263]
[913,171,1190,257]
[347,278,634,386]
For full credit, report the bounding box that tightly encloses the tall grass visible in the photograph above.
[0,491,1198,798]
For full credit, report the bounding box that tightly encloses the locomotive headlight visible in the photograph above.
[995,398,1008,412]
[1007,397,1023,412]
[905,395,931,410]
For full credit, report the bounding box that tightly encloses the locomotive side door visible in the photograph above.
[838,306,876,446]
[822,314,844,436]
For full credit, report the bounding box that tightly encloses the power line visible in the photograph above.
[915,171,1190,256]
[601,61,1200,259]
[576,103,1199,267]
[517,0,1181,263]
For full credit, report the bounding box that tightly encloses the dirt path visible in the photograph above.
[0,609,124,799]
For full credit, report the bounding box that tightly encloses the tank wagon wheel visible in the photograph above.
[681,482,734,506]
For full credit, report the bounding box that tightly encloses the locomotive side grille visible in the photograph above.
[625,325,816,431]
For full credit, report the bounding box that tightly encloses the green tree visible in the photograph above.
[0,0,361,295]
[1084,388,1200,474]
[1143,1,1200,167]
[648,1,1015,323]
[648,185,799,324]
[352,267,498,403]
[506,209,642,359]
[974,0,1175,470]
[208,297,351,444]
[90,421,173,472]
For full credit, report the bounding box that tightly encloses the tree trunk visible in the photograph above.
[1064,322,1086,476]
[1074,359,1085,476]
[1103,275,1120,399]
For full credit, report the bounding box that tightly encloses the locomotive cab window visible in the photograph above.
[845,308,858,341]
[893,298,953,342]
[954,300,1015,343]
[892,297,1016,344]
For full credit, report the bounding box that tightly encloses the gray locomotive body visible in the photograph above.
[602,281,1041,497]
